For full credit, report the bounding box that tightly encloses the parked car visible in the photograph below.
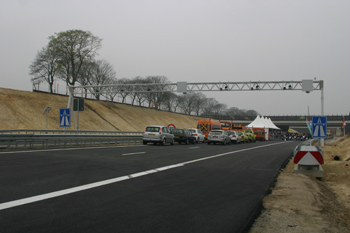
[227,130,241,144]
[143,125,174,145]
[187,128,206,143]
[171,128,196,144]
[238,131,248,143]
[207,130,231,145]
[244,129,256,143]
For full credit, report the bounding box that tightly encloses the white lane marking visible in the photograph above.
[0,141,288,211]
[183,142,287,165]
[155,164,184,171]
[0,175,129,211]
[122,152,146,156]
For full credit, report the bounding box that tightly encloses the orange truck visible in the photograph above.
[253,128,267,141]
[219,120,233,131]
[197,119,221,139]
[232,124,246,132]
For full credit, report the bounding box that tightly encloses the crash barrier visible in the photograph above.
[0,129,142,135]
[293,139,324,177]
[0,132,143,150]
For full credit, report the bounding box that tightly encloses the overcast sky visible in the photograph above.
[1,0,349,116]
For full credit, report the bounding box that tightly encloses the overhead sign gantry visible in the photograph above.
[66,79,325,145]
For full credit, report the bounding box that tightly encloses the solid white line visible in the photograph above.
[0,141,289,211]
[183,141,287,165]
[0,175,130,211]
[155,164,184,171]
[122,152,146,156]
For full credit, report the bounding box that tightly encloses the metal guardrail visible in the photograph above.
[0,130,143,150]
[0,129,142,135]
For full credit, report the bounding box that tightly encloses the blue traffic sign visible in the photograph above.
[59,108,71,127]
[312,116,327,139]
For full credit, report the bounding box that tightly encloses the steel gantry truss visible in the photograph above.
[71,80,323,94]
[67,80,325,145]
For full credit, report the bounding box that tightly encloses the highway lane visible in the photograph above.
[0,140,300,232]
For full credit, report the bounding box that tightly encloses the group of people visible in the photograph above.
[281,132,310,141]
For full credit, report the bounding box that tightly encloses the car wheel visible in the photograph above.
[207,141,211,145]
[162,138,166,146]
[143,141,147,145]
[171,138,175,145]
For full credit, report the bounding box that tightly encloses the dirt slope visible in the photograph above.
[0,88,205,131]
[250,135,350,233]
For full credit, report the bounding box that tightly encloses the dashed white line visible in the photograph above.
[122,152,146,156]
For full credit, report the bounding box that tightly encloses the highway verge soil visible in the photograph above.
[0,88,204,131]
[250,134,350,233]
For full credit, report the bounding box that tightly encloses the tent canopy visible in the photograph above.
[246,115,280,130]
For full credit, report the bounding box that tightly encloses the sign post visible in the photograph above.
[42,107,51,130]
[73,98,85,133]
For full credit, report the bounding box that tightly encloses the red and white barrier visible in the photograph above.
[293,145,324,177]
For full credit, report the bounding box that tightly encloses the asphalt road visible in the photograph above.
[0,140,300,233]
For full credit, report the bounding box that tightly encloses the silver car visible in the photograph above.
[227,130,241,144]
[143,125,174,145]
[187,128,206,143]
[207,130,231,145]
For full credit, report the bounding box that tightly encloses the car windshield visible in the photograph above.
[245,130,252,134]
[210,131,222,135]
[227,131,234,135]
[146,127,160,132]
[172,129,184,134]
[188,129,196,133]
[238,132,243,135]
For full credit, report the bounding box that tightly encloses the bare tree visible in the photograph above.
[129,76,146,105]
[225,107,241,117]
[212,103,227,116]
[29,46,61,93]
[117,78,131,103]
[201,98,219,116]
[143,76,170,109]
[77,59,95,98]
[103,77,119,102]
[192,93,207,116]
[88,60,116,100]
[161,92,179,111]
[246,109,259,116]
[178,92,200,115]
